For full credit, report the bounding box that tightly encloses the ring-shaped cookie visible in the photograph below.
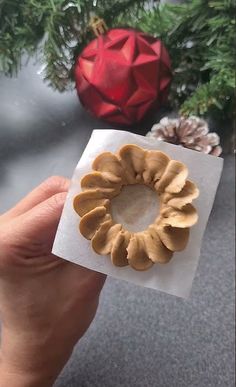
[74,145,199,271]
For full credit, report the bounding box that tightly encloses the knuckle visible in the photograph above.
[42,175,69,195]
[49,192,67,210]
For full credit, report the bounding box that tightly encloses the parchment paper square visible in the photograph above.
[52,130,223,298]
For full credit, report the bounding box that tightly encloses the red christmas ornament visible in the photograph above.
[75,28,172,126]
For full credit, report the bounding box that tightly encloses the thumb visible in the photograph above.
[13,191,67,250]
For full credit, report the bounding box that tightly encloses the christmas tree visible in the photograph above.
[0,0,235,132]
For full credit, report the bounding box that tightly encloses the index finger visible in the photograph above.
[1,176,70,220]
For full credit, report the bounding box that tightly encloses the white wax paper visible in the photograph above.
[52,130,223,298]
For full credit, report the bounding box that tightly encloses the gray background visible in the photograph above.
[0,61,235,387]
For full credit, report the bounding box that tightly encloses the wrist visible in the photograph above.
[0,327,69,387]
[0,361,53,387]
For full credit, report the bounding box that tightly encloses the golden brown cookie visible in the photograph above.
[74,144,199,271]
[111,230,131,267]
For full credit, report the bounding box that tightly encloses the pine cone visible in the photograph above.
[147,116,222,156]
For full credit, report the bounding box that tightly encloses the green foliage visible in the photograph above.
[130,0,235,120]
[0,0,235,120]
[0,0,146,90]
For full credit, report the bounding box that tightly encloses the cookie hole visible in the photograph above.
[111,184,160,233]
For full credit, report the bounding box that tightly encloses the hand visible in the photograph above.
[0,176,106,387]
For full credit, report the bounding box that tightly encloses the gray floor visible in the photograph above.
[0,61,235,387]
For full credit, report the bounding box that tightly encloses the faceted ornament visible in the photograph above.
[75,29,172,126]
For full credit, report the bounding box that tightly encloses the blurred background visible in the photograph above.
[0,1,235,386]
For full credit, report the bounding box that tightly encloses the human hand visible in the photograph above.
[0,176,106,387]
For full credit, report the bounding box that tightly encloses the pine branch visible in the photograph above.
[0,0,147,90]
[0,0,234,125]
[180,70,235,117]
[131,0,235,121]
